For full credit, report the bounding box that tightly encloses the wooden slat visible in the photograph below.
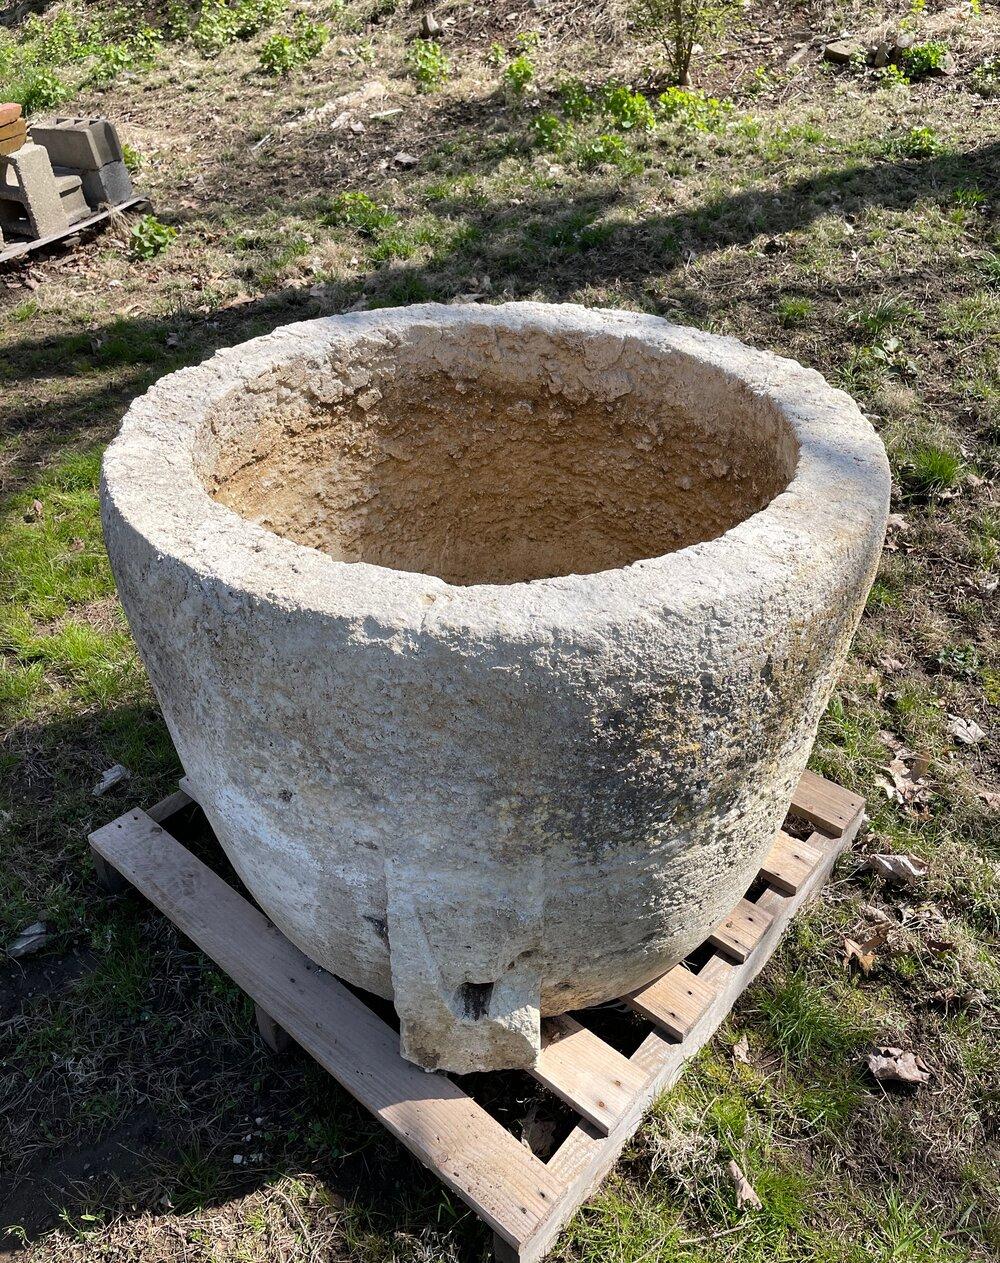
[89,810,564,1247]
[791,770,865,839]
[624,965,715,1040]
[708,898,773,963]
[760,830,823,896]
[531,1014,648,1136]
[0,196,148,263]
[521,803,867,1263]
[146,788,194,826]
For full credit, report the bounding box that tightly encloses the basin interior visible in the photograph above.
[197,321,799,586]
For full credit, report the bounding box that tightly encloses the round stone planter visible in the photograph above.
[101,303,889,1073]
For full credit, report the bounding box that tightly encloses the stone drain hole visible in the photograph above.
[458,980,495,1021]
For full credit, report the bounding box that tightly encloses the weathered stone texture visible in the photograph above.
[101,303,890,1072]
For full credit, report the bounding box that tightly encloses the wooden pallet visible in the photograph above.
[0,195,149,264]
[89,769,864,1262]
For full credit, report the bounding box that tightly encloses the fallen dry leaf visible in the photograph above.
[519,1104,556,1158]
[843,937,876,974]
[877,751,932,811]
[727,1159,762,1210]
[867,1046,930,1086]
[976,789,1000,810]
[867,853,927,885]
[947,714,986,745]
[732,1033,750,1064]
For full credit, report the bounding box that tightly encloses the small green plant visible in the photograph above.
[503,53,534,96]
[259,32,295,73]
[557,77,596,120]
[894,125,944,158]
[514,30,540,50]
[259,14,328,74]
[574,132,637,171]
[633,0,739,86]
[405,37,449,91]
[532,112,573,152]
[130,214,177,259]
[485,41,505,68]
[18,68,68,114]
[901,40,951,79]
[848,296,912,339]
[777,296,812,327]
[656,86,730,130]
[970,56,1000,98]
[323,191,397,234]
[875,62,909,86]
[898,443,964,496]
[122,143,143,173]
[600,85,656,131]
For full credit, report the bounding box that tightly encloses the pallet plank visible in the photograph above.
[624,965,715,1040]
[525,796,865,1263]
[0,196,148,263]
[708,898,773,963]
[760,831,824,895]
[532,1014,648,1135]
[791,770,865,839]
[89,810,564,1247]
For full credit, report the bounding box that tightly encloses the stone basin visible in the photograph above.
[101,302,890,1072]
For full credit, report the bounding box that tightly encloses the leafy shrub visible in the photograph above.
[405,38,449,91]
[503,53,534,96]
[18,68,68,114]
[900,40,950,79]
[323,191,397,234]
[633,0,739,86]
[600,85,656,131]
[532,112,573,152]
[970,56,1000,98]
[656,85,730,130]
[259,32,295,73]
[259,14,328,74]
[557,77,595,120]
[130,214,177,259]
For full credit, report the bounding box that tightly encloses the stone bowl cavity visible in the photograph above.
[101,302,890,1072]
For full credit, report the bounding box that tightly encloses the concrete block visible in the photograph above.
[29,117,123,171]
[0,142,69,238]
[57,159,132,208]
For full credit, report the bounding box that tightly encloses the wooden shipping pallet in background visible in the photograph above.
[0,196,149,264]
[89,769,864,1263]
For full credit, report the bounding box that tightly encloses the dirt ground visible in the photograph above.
[1,0,998,1259]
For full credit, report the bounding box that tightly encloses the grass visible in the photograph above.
[1,0,999,1259]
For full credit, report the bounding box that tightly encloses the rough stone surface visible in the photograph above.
[101,303,890,1073]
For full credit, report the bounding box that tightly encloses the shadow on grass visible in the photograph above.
[2,137,997,504]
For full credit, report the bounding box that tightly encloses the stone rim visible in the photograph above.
[101,301,890,637]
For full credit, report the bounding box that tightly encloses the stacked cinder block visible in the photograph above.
[0,103,90,242]
[30,116,133,210]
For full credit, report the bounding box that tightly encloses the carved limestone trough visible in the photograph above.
[101,303,889,1073]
